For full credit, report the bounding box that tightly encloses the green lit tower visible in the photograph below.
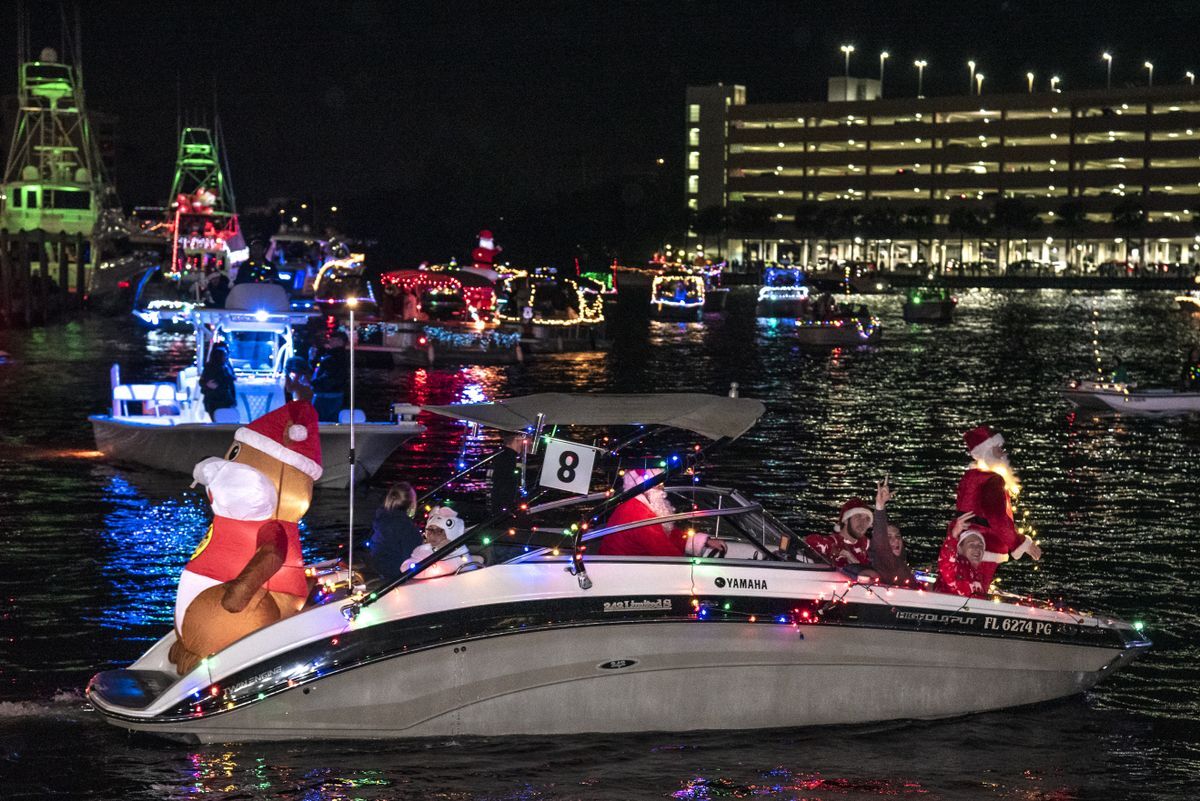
[0,45,104,241]
[165,124,244,274]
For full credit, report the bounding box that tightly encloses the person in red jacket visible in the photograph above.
[804,498,873,568]
[597,468,727,557]
[934,513,988,597]
[956,425,1042,589]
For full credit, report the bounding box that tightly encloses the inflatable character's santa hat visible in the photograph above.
[834,497,873,533]
[478,230,495,249]
[964,425,1004,461]
[233,401,323,480]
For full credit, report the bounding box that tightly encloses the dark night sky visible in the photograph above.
[9,0,1200,259]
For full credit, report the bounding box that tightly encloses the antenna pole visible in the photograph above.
[347,302,357,592]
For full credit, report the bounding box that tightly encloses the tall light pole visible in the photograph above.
[840,44,855,101]
[1102,52,1113,89]
[976,73,985,95]
[1144,61,1154,87]
[968,60,976,94]
[879,50,889,95]
[914,59,927,99]
[1027,71,1035,93]
[1050,75,1061,93]
[1188,70,1196,85]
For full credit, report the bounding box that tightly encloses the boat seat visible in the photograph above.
[113,382,179,416]
[212,407,241,423]
[88,669,175,711]
[338,408,367,424]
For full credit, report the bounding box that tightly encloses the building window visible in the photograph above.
[688,127,700,146]
[688,151,700,170]
[688,104,701,123]
[688,198,698,210]
[688,175,699,195]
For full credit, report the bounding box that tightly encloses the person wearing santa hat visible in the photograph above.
[955,425,1042,590]
[934,512,988,597]
[804,498,873,568]
[597,468,726,557]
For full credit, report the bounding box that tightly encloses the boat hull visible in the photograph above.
[650,302,704,322]
[1063,381,1200,415]
[756,298,809,318]
[793,321,882,346]
[902,300,956,323]
[87,560,1146,742]
[89,416,423,488]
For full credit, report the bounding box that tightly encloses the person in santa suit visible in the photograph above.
[471,229,503,268]
[804,498,873,568]
[934,513,988,597]
[955,426,1042,589]
[597,468,727,557]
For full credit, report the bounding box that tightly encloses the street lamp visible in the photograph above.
[1026,71,1035,93]
[1188,70,1196,85]
[914,59,927,98]
[976,72,985,95]
[968,60,976,94]
[879,50,889,95]
[1144,61,1154,87]
[840,44,855,101]
[1050,75,1061,93]
[1102,52,1113,89]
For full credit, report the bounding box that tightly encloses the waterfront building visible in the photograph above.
[687,80,1200,272]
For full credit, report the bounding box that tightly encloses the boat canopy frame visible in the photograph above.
[347,393,768,617]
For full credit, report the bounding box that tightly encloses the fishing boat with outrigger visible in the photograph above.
[1063,377,1200,416]
[756,265,810,318]
[129,125,248,329]
[90,283,422,487]
[496,267,610,354]
[87,392,1148,742]
[361,267,521,365]
[902,286,957,324]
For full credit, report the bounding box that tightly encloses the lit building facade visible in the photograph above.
[688,82,1200,269]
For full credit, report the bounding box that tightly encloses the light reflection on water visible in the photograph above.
[0,288,1198,799]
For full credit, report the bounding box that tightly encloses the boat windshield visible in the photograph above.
[765,267,806,287]
[223,330,286,375]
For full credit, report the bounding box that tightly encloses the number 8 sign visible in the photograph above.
[539,438,599,495]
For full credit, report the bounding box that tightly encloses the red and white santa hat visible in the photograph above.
[834,497,873,532]
[233,400,323,481]
[957,529,986,552]
[964,425,1004,460]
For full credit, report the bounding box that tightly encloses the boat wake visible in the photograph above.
[0,689,86,719]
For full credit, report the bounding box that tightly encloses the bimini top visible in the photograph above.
[421,393,765,441]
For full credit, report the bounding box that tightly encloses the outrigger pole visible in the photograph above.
[347,299,358,591]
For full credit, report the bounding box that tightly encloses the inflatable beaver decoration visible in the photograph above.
[168,401,321,676]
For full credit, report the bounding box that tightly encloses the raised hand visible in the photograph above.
[950,511,976,536]
[874,477,894,510]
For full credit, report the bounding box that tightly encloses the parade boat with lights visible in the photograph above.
[360,268,521,365]
[88,393,1148,742]
[90,283,422,487]
[649,264,727,321]
[1063,377,1200,416]
[311,252,377,314]
[496,268,610,354]
[902,287,957,324]
[756,266,810,318]
[792,313,882,346]
[266,228,335,296]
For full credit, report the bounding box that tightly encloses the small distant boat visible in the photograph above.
[756,266,810,318]
[1063,378,1200,416]
[793,315,882,346]
[650,266,727,321]
[497,268,610,354]
[902,287,957,324]
[366,268,522,365]
[312,252,378,315]
[1175,291,1200,312]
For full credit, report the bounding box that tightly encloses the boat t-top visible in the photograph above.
[88,393,1148,742]
[496,267,609,353]
[756,265,810,318]
[90,282,422,487]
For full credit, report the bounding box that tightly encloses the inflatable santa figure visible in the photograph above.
[955,425,1042,590]
[168,401,322,676]
[471,229,502,268]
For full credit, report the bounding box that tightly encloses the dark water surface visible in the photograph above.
[1,289,1197,799]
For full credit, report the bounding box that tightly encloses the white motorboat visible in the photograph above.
[89,283,423,487]
[1063,378,1200,416]
[88,393,1148,742]
[756,266,810,318]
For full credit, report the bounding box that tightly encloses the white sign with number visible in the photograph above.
[539,437,599,495]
